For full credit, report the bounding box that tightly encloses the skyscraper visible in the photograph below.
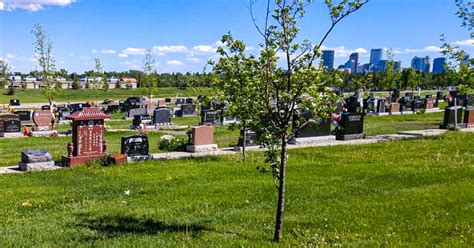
[370,49,383,66]
[411,56,431,73]
[432,57,446,74]
[322,50,335,71]
[349,53,359,73]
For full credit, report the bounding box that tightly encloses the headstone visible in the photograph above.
[440,106,463,129]
[425,96,434,109]
[14,110,32,123]
[405,92,414,101]
[391,89,400,103]
[121,134,150,160]
[181,104,196,117]
[165,98,172,103]
[106,104,120,113]
[175,98,186,105]
[0,114,21,137]
[153,108,171,125]
[122,97,142,112]
[201,110,217,125]
[335,112,365,140]
[58,107,72,120]
[237,129,258,147]
[32,110,55,131]
[10,99,20,106]
[41,105,51,111]
[186,98,193,104]
[346,96,361,113]
[127,107,147,119]
[463,94,473,108]
[186,125,217,152]
[132,114,152,126]
[464,107,474,128]
[69,103,87,113]
[61,107,110,167]
[412,98,425,112]
[19,150,55,171]
[158,99,166,107]
[389,103,400,114]
[377,99,386,113]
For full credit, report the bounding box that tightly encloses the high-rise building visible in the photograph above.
[322,50,335,71]
[349,53,359,73]
[411,56,431,73]
[462,54,470,65]
[370,49,383,66]
[393,61,402,72]
[432,57,446,74]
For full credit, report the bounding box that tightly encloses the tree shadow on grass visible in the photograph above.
[77,214,210,239]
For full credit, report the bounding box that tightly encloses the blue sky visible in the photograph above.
[1,0,473,73]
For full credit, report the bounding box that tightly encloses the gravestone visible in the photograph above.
[58,107,72,120]
[335,112,365,140]
[463,94,473,108]
[14,110,32,124]
[235,129,259,151]
[153,108,171,125]
[186,98,193,104]
[158,99,166,107]
[132,114,152,126]
[121,134,151,160]
[364,98,376,114]
[200,110,217,125]
[10,99,20,106]
[32,110,55,131]
[391,89,400,103]
[165,98,171,103]
[425,95,434,109]
[440,106,463,129]
[221,114,237,125]
[377,99,387,113]
[0,114,21,137]
[346,96,362,113]
[389,103,400,114]
[61,107,110,167]
[464,106,474,128]
[186,125,217,152]
[69,103,87,113]
[127,107,147,119]
[106,104,120,113]
[122,97,142,112]
[41,105,51,111]
[180,104,196,117]
[411,98,425,112]
[175,98,186,105]
[19,150,55,171]
[405,92,414,101]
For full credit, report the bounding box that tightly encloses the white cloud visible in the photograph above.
[122,47,146,56]
[152,45,187,56]
[118,53,128,58]
[167,60,184,66]
[119,59,140,69]
[452,39,474,47]
[393,45,442,54]
[68,53,74,56]
[193,45,215,54]
[6,54,15,59]
[186,57,201,63]
[91,49,98,54]
[1,0,76,12]
[101,49,116,54]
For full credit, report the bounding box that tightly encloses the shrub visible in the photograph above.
[158,135,187,151]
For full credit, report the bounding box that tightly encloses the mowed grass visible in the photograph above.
[0,132,473,246]
[364,111,444,135]
[0,87,210,104]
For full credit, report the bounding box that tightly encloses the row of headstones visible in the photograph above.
[363,91,444,114]
[0,110,56,137]
[440,91,474,129]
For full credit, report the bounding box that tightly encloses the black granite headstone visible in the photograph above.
[377,99,386,113]
[412,98,425,112]
[337,113,364,135]
[295,118,331,138]
[128,108,147,119]
[41,105,51,111]
[121,135,149,157]
[238,129,258,147]
[15,110,32,122]
[440,106,463,129]
[132,114,151,126]
[186,98,193,104]
[122,97,142,112]
[201,110,217,125]
[165,98,171,103]
[153,108,171,124]
[4,119,21,133]
[10,99,20,106]
[181,104,196,116]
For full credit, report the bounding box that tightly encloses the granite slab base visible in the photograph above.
[336,133,366,141]
[30,130,56,137]
[0,132,23,138]
[19,161,57,172]
[127,155,153,162]
[186,144,218,153]
[389,112,401,115]
[289,136,336,145]
[401,111,414,115]
[233,145,260,152]
[61,155,105,167]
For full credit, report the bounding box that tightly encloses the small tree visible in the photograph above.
[0,59,12,94]
[32,23,60,108]
[143,49,157,108]
[211,0,367,242]
[71,74,81,89]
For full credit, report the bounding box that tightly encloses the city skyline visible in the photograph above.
[1,0,473,73]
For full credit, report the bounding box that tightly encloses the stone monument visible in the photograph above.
[186,125,218,152]
[61,107,110,167]
[121,134,152,160]
[0,114,21,138]
[19,150,56,171]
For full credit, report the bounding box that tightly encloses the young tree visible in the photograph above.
[31,23,59,107]
[143,49,158,108]
[0,59,12,93]
[210,0,367,242]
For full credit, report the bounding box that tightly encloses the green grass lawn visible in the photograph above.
[0,132,472,246]
[0,87,210,104]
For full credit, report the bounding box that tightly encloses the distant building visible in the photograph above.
[322,50,335,71]
[462,54,470,65]
[349,53,359,73]
[393,61,402,72]
[370,48,383,66]
[411,56,431,73]
[25,75,36,82]
[432,57,446,74]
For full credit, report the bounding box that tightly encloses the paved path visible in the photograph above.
[1,128,472,175]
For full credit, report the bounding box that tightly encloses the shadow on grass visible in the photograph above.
[78,214,210,238]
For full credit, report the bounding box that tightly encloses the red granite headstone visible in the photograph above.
[389,103,400,113]
[464,108,474,128]
[189,125,214,145]
[32,110,55,131]
[425,99,434,109]
[61,107,110,167]
[158,99,166,107]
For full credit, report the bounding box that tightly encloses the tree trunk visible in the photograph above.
[273,134,287,242]
[242,120,247,161]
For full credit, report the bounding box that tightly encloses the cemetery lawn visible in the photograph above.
[0,132,473,246]
[0,87,210,104]
[364,111,444,135]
